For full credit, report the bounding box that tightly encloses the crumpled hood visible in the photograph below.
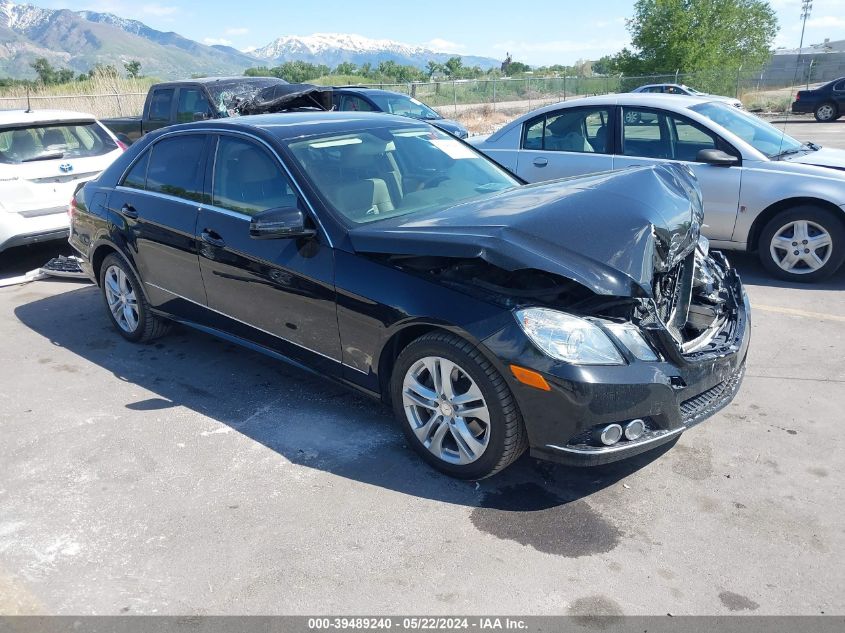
[782,147,845,171]
[348,164,703,297]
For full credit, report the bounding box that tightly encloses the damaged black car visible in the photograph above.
[70,112,751,479]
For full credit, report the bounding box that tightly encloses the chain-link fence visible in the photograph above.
[1,55,842,123]
[0,92,147,119]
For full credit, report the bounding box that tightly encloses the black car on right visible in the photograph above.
[792,77,845,122]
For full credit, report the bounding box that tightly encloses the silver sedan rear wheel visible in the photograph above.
[769,220,833,275]
[402,356,491,465]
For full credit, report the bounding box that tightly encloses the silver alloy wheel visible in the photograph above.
[816,104,836,121]
[624,111,640,125]
[402,356,491,465]
[104,265,140,333]
[769,219,833,274]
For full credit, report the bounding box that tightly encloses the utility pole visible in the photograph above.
[798,0,813,83]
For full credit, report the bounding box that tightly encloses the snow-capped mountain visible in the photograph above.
[0,0,499,79]
[252,33,498,70]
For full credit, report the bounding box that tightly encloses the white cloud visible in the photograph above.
[225,27,249,36]
[142,4,178,16]
[424,38,466,53]
[203,37,232,46]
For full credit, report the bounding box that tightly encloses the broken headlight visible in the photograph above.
[515,308,624,366]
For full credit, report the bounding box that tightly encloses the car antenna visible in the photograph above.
[25,85,32,113]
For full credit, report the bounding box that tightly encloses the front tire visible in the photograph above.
[390,332,527,479]
[814,102,838,122]
[100,254,170,342]
[758,206,845,282]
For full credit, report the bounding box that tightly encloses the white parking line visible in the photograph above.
[754,303,845,323]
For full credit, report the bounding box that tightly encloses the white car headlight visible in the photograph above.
[605,323,659,361]
[515,308,624,365]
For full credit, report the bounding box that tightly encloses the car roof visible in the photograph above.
[333,87,405,97]
[172,111,429,140]
[153,76,289,87]
[0,109,99,125]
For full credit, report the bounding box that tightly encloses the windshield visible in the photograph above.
[368,93,441,120]
[207,78,289,116]
[689,101,804,158]
[0,121,117,164]
[286,125,519,224]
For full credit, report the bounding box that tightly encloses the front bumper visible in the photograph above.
[482,259,751,467]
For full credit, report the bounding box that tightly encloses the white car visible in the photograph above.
[470,93,845,281]
[631,83,744,109]
[0,110,124,254]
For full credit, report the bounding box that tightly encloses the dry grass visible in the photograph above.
[449,104,527,136]
[0,75,156,118]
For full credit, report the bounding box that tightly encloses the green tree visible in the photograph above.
[444,56,463,77]
[31,57,57,84]
[124,60,142,78]
[618,0,778,75]
[334,61,357,75]
[503,61,530,76]
[426,60,444,78]
[592,55,618,75]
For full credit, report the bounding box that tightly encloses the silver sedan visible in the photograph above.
[470,93,845,281]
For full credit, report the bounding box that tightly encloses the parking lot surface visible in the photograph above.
[0,119,843,616]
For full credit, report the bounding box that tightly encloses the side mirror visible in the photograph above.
[249,207,316,240]
[696,148,739,166]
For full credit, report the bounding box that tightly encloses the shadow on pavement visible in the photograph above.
[0,240,73,279]
[13,284,673,521]
[727,251,845,291]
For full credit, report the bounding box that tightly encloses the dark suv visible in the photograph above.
[332,87,469,138]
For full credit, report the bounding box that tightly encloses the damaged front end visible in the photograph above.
[349,163,750,465]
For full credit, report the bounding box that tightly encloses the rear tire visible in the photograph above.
[390,331,527,479]
[814,102,838,122]
[758,206,845,282]
[100,254,170,343]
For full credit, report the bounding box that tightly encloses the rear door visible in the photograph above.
[613,106,742,241]
[514,106,614,182]
[196,133,340,374]
[110,132,209,311]
[143,87,175,134]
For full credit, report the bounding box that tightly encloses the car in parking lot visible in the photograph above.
[70,112,749,479]
[792,77,845,122]
[631,84,743,110]
[471,93,845,282]
[332,87,469,138]
[0,109,124,254]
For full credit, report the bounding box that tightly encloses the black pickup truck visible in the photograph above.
[102,76,332,144]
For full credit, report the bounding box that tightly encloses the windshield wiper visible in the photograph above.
[21,152,65,162]
[771,147,806,160]
[804,141,822,151]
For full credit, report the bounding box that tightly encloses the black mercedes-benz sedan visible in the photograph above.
[69,111,750,479]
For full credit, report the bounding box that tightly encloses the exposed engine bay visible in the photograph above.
[378,238,739,358]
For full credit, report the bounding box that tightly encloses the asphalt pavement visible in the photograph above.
[0,119,843,616]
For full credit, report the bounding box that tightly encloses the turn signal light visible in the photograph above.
[509,364,551,391]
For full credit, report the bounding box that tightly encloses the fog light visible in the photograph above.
[624,419,646,441]
[597,423,623,446]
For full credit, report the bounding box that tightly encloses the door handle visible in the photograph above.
[200,229,226,248]
[533,157,548,167]
[119,203,138,219]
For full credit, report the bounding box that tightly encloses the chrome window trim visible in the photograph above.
[144,281,368,375]
[115,127,333,247]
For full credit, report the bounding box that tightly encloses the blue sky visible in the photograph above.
[42,0,845,65]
